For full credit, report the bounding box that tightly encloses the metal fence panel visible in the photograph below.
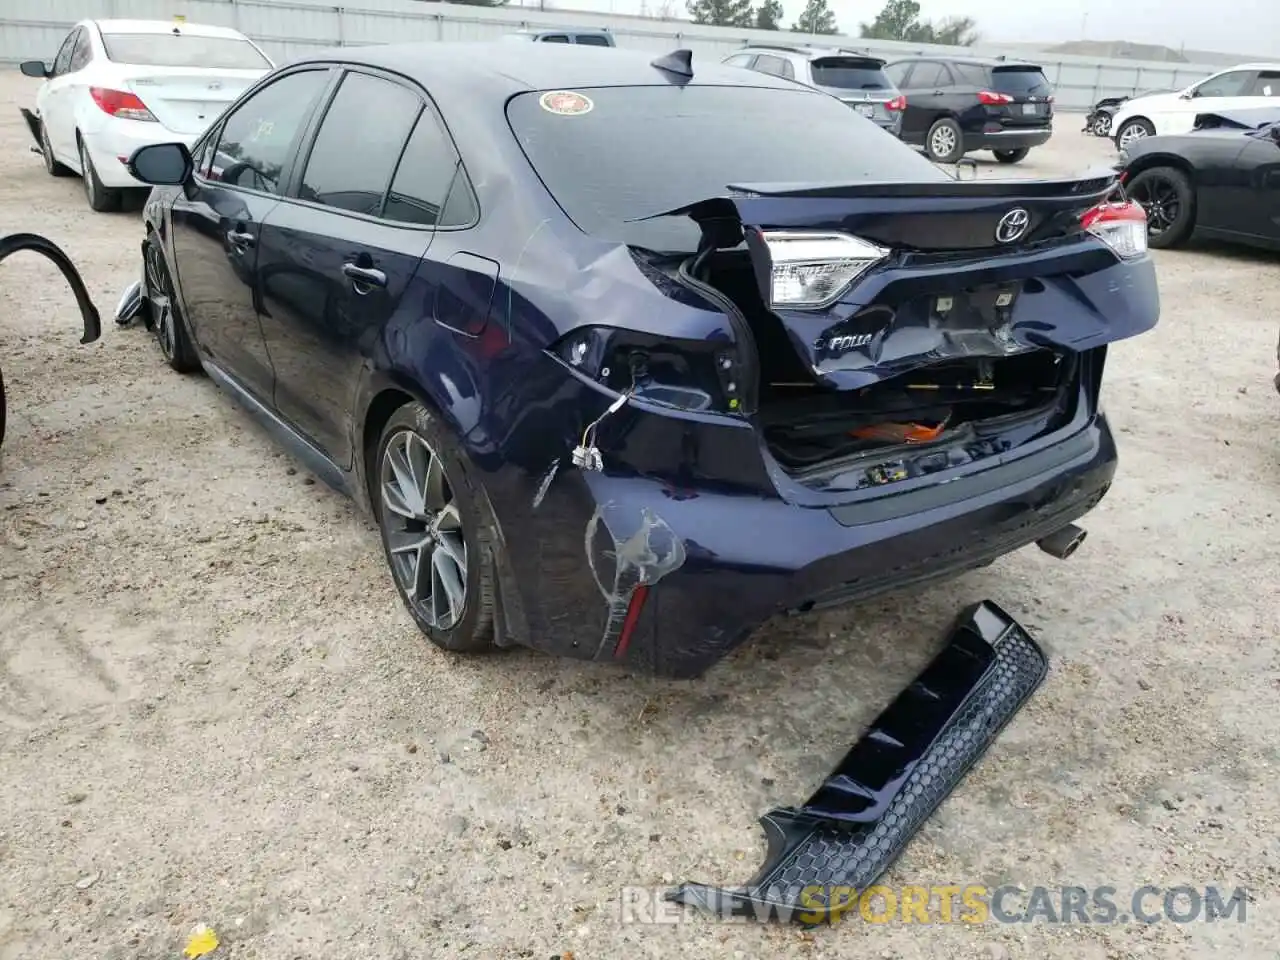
[0,0,1226,109]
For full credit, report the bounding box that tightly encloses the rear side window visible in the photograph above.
[723,53,755,68]
[810,57,891,91]
[383,109,473,227]
[212,69,330,194]
[883,62,911,86]
[300,73,420,216]
[952,63,990,87]
[101,33,271,70]
[1249,71,1280,96]
[575,34,612,47]
[905,62,950,89]
[507,84,943,254]
[991,66,1052,97]
[752,55,794,80]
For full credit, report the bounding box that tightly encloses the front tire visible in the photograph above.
[1115,117,1155,151]
[78,137,121,213]
[40,124,72,177]
[143,238,201,372]
[1126,166,1196,249]
[374,402,497,654]
[993,147,1030,164]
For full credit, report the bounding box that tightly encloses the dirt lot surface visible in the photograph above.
[2,69,1279,960]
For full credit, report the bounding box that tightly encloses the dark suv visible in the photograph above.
[883,56,1054,164]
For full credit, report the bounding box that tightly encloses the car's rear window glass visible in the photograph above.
[100,33,271,70]
[507,85,943,253]
[810,57,891,90]
[990,66,1052,96]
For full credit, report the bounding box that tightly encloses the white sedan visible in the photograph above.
[1110,62,1280,149]
[19,18,273,212]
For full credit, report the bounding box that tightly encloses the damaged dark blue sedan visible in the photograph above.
[115,41,1159,678]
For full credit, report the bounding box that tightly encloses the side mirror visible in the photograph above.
[19,60,51,79]
[127,142,193,186]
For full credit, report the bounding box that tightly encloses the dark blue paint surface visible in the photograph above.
[143,42,1160,677]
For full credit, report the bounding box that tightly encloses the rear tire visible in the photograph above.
[78,137,121,213]
[993,147,1030,164]
[925,117,965,163]
[1126,165,1196,249]
[373,402,497,654]
[40,124,72,177]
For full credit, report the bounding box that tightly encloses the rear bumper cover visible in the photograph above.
[969,126,1053,151]
[668,600,1048,923]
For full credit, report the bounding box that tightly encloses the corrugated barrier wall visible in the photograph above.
[0,0,1225,110]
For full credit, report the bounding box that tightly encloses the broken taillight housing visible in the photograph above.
[1081,200,1148,259]
[551,327,745,414]
[751,231,889,309]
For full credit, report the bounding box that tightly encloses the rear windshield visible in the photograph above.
[100,33,271,70]
[507,85,943,254]
[991,66,1052,96]
[810,57,891,90]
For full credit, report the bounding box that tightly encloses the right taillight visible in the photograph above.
[90,87,156,122]
[1081,200,1148,259]
[885,94,907,111]
[978,90,1014,105]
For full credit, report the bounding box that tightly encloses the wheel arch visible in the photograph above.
[355,371,459,515]
[1125,153,1198,187]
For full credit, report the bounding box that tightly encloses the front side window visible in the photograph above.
[1195,71,1255,98]
[299,72,421,216]
[211,70,330,194]
[540,35,570,44]
[52,29,78,76]
[68,29,92,72]
[100,33,271,70]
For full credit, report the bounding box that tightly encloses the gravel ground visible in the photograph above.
[2,71,1279,960]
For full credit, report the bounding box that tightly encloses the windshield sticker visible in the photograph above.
[539,91,594,117]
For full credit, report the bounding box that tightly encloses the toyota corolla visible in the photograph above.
[114,42,1159,678]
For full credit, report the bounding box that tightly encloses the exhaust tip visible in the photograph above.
[1037,523,1087,560]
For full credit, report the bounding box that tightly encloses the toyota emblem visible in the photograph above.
[995,207,1030,244]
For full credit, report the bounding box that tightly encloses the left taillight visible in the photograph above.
[750,230,889,309]
[551,326,748,414]
[90,87,156,122]
[1081,200,1148,259]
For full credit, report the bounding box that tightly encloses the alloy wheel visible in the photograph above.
[1128,175,1179,236]
[1118,123,1149,148]
[379,429,468,630]
[930,126,957,158]
[79,141,96,206]
[144,243,177,360]
[41,127,56,174]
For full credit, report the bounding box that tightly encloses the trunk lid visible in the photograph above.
[122,68,264,135]
[645,174,1158,392]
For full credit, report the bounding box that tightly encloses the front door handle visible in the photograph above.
[226,229,254,249]
[342,261,386,291]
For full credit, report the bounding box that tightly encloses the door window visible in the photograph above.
[723,53,755,68]
[952,63,990,87]
[51,29,79,76]
[68,28,92,72]
[211,69,330,195]
[574,34,611,46]
[539,35,570,43]
[383,108,472,227]
[299,72,421,216]
[1194,70,1254,98]
[884,62,912,87]
[752,55,795,80]
[1249,71,1280,96]
[907,62,946,90]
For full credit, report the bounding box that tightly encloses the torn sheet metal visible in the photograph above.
[585,501,687,659]
[667,600,1048,924]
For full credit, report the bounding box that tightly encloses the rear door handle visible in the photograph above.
[226,229,254,249]
[342,261,386,290]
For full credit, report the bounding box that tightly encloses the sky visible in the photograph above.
[517,0,1280,58]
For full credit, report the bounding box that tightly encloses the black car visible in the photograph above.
[1118,107,1280,250]
[114,42,1158,679]
[884,56,1054,164]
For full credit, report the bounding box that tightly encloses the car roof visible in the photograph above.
[1216,62,1280,70]
[512,27,612,35]
[292,41,804,97]
[736,43,884,62]
[89,18,250,39]
[885,54,1042,69]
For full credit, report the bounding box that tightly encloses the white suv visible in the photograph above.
[1111,62,1280,148]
